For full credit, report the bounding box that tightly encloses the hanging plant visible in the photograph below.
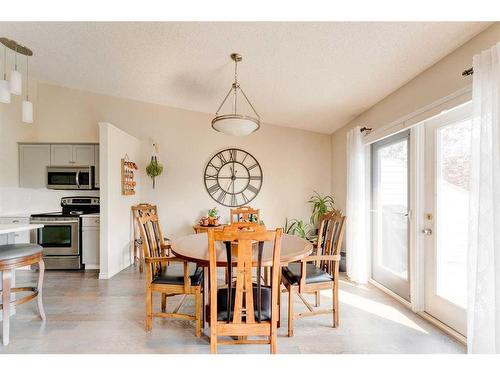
[146,143,163,189]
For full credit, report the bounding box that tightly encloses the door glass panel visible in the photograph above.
[377,139,409,279]
[371,130,410,301]
[435,120,471,308]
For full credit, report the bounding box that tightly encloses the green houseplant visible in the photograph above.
[285,218,313,240]
[146,156,163,189]
[308,191,335,226]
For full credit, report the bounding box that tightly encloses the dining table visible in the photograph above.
[170,231,313,330]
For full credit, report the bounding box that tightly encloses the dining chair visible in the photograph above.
[230,206,260,224]
[207,224,283,354]
[132,204,169,273]
[137,211,203,336]
[281,209,346,336]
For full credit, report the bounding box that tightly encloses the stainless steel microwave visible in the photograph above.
[47,166,95,190]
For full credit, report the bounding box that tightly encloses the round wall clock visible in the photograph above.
[204,148,263,207]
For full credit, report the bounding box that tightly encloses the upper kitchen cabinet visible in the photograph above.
[51,144,95,166]
[19,144,51,188]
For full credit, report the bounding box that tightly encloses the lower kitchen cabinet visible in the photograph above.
[82,216,100,269]
[0,217,30,244]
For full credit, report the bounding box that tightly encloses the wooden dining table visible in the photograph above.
[170,232,313,330]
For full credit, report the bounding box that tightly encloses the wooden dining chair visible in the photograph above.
[207,224,283,354]
[230,206,260,224]
[132,204,169,273]
[137,211,202,336]
[281,209,346,336]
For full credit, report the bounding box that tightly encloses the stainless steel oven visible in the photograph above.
[47,166,95,190]
[30,217,80,269]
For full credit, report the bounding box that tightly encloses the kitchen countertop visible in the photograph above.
[0,223,43,235]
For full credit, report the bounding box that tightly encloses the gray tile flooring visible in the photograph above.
[0,266,465,354]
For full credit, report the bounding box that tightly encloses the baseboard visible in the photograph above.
[368,278,412,309]
[417,311,467,346]
[369,278,467,346]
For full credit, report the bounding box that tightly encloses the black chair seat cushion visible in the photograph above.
[0,244,42,261]
[152,263,203,286]
[213,284,272,322]
[282,262,333,285]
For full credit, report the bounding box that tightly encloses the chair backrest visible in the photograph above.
[136,211,168,280]
[208,224,283,326]
[316,209,346,276]
[230,206,260,224]
[132,203,157,241]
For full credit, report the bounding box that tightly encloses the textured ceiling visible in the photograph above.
[0,22,491,133]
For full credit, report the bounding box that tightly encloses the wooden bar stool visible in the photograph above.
[0,244,46,346]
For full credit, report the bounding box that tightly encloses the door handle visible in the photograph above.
[76,170,80,188]
[422,228,433,235]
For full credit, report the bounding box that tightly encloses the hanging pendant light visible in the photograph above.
[0,46,11,104]
[10,46,22,95]
[22,54,33,123]
[212,53,260,136]
[0,37,34,122]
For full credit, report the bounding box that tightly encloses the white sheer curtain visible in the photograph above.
[346,126,369,284]
[467,42,500,353]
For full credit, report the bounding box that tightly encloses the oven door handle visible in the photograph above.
[75,170,81,188]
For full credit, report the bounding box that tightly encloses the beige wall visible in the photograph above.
[99,122,143,279]
[1,82,331,238]
[331,22,500,213]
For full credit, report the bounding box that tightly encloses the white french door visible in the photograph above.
[423,102,472,336]
[371,130,411,301]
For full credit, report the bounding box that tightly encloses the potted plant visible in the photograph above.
[207,207,219,226]
[146,143,163,189]
[308,191,335,227]
[284,218,313,240]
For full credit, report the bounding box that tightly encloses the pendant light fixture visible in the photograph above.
[212,53,260,136]
[22,54,33,123]
[10,45,22,95]
[0,46,11,104]
[0,37,34,123]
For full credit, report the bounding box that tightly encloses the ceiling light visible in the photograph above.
[10,46,22,95]
[0,46,11,104]
[0,37,33,122]
[212,53,260,136]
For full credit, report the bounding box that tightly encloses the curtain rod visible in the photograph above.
[462,68,473,76]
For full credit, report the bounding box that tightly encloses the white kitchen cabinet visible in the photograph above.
[82,216,100,269]
[73,145,95,165]
[94,145,100,188]
[19,144,51,188]
[0,217,30,244]
[51,144,95,166]
[50,144,74,165]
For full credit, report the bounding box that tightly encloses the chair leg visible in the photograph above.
[161,293,167,313]
[195,289,201,337]
[333,282,339,328]
[277,270,282,328]
[145,286,153,331]
[270,332,277,354]
[37,260,46,321]
[139,249,144,273]
[288,285,294,337]
[315,290,321,307]
[210,333,217,354]
[2,270,12,346]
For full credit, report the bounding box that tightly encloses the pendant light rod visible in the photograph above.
[3,46,6,80]
[26,54,29,100]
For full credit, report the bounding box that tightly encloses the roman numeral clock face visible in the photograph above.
[204,148,263,207]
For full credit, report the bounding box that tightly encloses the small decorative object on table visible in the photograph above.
[121,154,138,195]
[207,207,220,226]
[146,143,164,189]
